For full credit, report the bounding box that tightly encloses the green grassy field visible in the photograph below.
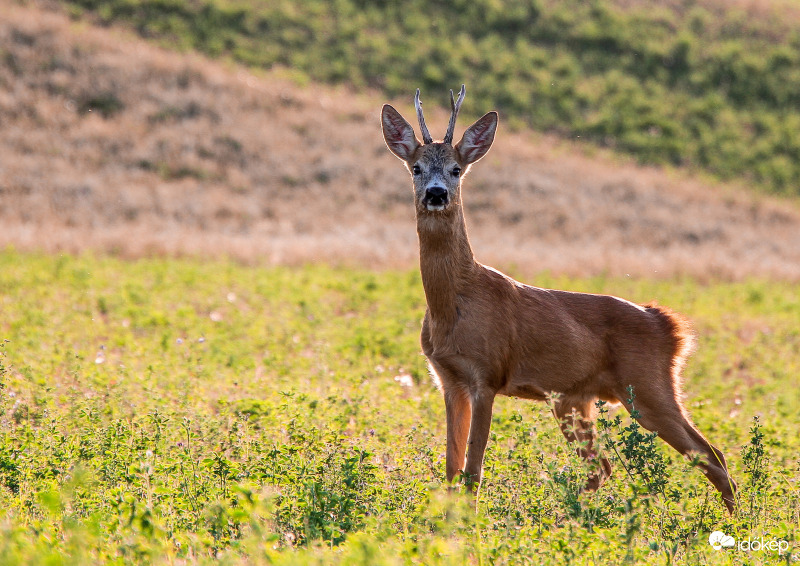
[0,250,797,564]
[61,0,800,196]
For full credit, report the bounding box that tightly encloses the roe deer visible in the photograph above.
[381,85,736,513]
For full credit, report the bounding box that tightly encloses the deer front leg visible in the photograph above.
[463,389,496,497]
[444,387,471,483]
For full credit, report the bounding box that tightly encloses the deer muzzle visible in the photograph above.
[424,186,448,210]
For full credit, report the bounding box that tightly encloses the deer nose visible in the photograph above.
[425,186,448,206]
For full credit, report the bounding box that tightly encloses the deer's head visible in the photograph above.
[382,86,497,215]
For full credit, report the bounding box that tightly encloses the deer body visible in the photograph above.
[382,87,736,513]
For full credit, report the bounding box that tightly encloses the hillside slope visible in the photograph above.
[1,3,800,279]
[61,0,800,195]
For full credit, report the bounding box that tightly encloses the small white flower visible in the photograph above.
[394,374,414,388]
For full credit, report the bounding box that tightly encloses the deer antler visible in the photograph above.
[414,89,433,145]
[443,84,466,144]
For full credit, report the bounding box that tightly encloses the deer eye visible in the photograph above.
[412,164,421,175]
[451,166,461,177]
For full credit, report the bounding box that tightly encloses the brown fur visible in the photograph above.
[381,94,736,513]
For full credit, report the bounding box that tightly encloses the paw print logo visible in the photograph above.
[709,531,735,550]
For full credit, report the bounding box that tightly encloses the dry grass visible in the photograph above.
[1,2,800,280]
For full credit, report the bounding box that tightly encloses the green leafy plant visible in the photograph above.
[0,251,796,563]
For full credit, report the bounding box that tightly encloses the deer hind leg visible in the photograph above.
[553,396,613,492]
[618,385,737,513]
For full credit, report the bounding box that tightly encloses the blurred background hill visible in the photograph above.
[1,0,800,279]
[60,0,800,196]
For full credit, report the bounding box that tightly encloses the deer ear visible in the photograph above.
[456,111,497,165]
[382,104,420,161]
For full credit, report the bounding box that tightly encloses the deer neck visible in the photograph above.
[416,205,476,324]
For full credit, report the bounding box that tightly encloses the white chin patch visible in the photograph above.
[425,204,446,212]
